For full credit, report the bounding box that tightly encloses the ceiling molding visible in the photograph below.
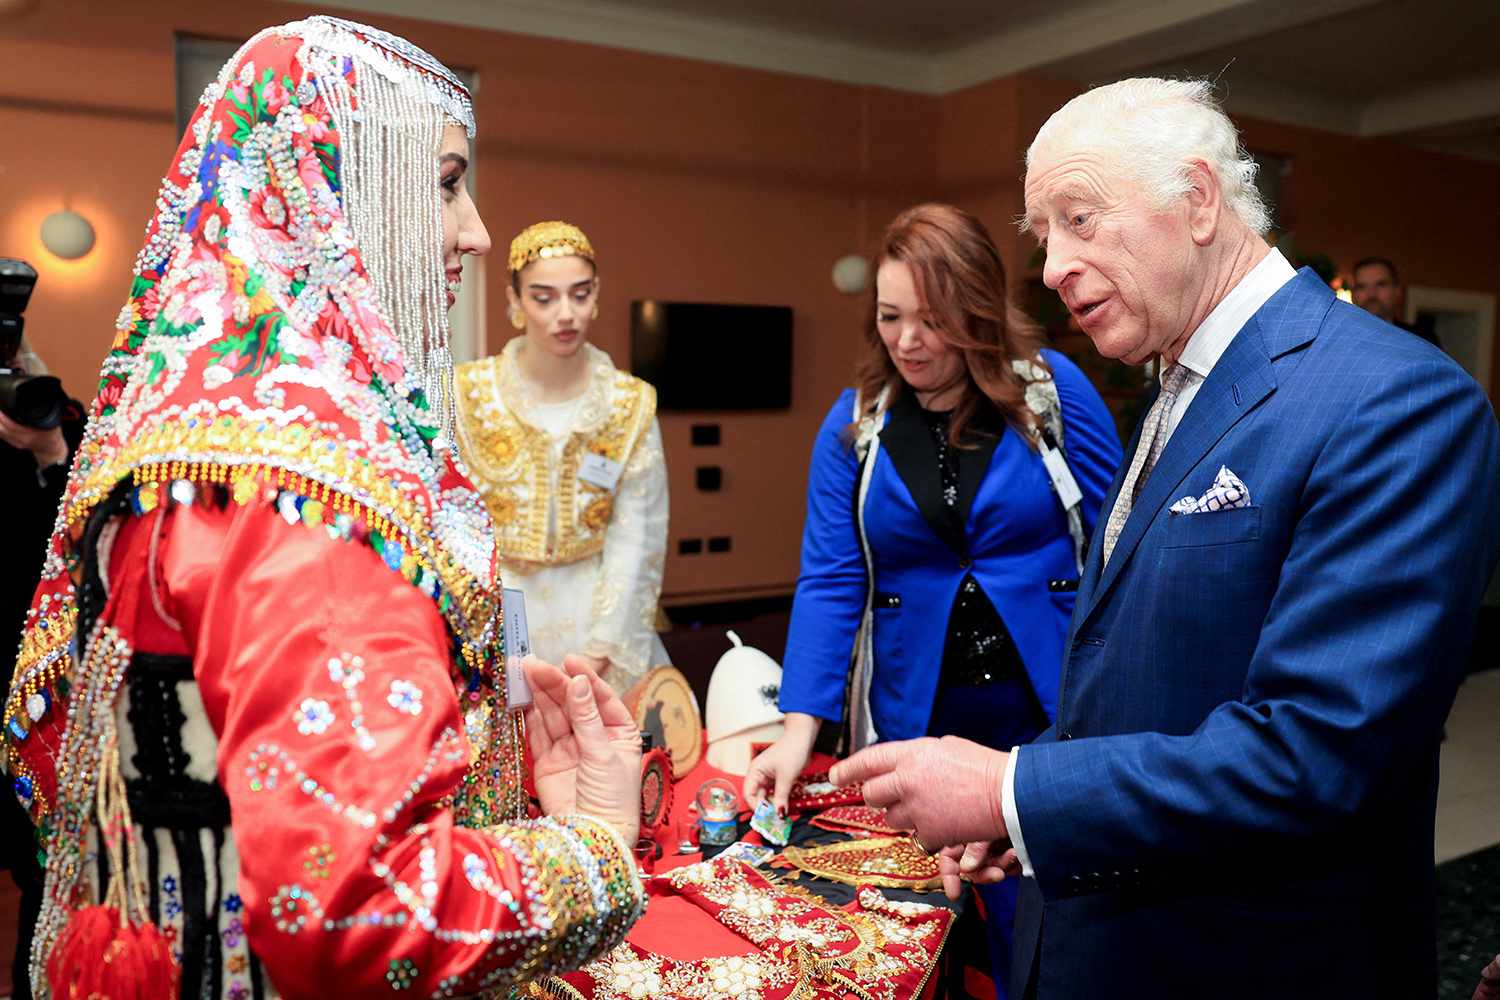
[934,0,1256,94]
[289,0,939,92]
[1113,60,1365,136]
[293,0,1500,162]
[1037,0,1381,83]
[1361,71,1500,137]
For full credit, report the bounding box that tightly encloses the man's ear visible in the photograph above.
[1184,158,1223,247]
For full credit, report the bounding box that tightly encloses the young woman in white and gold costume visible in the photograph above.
[455,222,670,693]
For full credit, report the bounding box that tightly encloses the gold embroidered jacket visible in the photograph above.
[455,341,657,566]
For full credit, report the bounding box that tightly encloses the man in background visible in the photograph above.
[1351,255,1440,345]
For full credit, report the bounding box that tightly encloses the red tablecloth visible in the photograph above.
[622,734,958,1000]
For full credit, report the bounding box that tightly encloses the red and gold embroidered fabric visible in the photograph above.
[787,771,864,813]
[528,858,951,1000]
[809,805,901,837]
[781,837,943,893]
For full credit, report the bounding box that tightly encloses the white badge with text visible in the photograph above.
[1041,442,1084,511]
[578,451,624,492]
[502,586,533,711]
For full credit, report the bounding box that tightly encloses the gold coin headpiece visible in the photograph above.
[508,221,595,275]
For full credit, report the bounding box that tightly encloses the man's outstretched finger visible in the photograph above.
[858,772,904,811]
[829,744,905,788]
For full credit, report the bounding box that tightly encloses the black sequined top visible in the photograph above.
[920,408,1031,689]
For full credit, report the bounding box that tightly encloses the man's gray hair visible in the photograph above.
[1027,78,1272,236]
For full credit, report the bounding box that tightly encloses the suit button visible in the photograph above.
[1060,730,1074,740]
[959,556,972,569]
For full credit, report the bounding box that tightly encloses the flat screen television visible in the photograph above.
[630,301,793,411]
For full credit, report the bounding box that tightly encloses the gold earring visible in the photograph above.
[591,304,599,320]
[510,309,526,331]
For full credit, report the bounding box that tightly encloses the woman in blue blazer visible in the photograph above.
[745,204,1120,995]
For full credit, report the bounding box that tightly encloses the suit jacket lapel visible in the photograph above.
[1075,266,1333,625]
[880,390,967,557]
[1081,318,1278,623]
[1080,268,1338,626]
[1074,393,1150,616]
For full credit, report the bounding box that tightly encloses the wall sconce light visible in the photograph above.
[40,209,96,261]
[831,254,869,295]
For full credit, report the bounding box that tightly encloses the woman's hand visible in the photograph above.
[742,712,821,816]
[524,656,642,844]
[576,653,611,679]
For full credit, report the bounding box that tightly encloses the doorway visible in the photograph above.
[1406,285,1495,391]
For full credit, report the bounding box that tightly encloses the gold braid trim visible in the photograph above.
[67,416,497,637]
[5,414,525,825]
[521,977,589,1000]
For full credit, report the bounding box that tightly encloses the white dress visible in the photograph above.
[454,342,670,694]
[501,397,671,690]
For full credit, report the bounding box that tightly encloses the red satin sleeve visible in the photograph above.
[152,499,642,998]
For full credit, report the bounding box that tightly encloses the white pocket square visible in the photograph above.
[1170,465,1252,515]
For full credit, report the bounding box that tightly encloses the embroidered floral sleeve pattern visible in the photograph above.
[163,500,645,997]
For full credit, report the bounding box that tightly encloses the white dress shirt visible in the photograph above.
[1001,249,1298,878]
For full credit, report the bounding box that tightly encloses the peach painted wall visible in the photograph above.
[0,0,940,602]
[3,6,1495,601]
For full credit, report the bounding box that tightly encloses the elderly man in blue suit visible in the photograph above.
[833,77,1500,999]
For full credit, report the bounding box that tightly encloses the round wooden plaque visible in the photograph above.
[625,666,702,778]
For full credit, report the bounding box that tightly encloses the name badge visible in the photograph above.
[578,451,624,492]
[502,586,533,711]
[1041,443,1084,511]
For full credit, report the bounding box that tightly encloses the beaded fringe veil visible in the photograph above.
[294,15,474,444]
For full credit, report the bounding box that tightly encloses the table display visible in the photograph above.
[521,857,952,1000]
[604,730,974,1000]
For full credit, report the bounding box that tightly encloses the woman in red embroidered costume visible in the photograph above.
[4,16,645,999]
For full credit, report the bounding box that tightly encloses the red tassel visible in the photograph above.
[47,905,181,999]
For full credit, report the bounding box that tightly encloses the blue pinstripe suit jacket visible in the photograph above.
[1010,269,1500,999]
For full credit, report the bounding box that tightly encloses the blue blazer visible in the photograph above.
[779,350,1121,741]
[1010,271,1500,999]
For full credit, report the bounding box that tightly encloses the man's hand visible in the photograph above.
[830,736,1009,852]
[0,412,67,468]
[937,840,1021,900]
[523,655,642,844]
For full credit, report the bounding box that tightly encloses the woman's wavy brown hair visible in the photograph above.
[853,203,1046,449]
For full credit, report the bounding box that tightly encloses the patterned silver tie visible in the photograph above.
[1102,362,1194,565]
